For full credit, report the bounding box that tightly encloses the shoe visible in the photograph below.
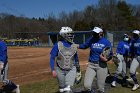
[136,72,139,75]
[87,90,95,93]
[98,91,105,93]
[127,77,133,81]
[59,88,64,92]
[63,85,73,93]
[111,81,116,87]
[12,85,20,93]
[132,84,139,91]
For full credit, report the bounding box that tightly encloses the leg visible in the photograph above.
[130,58,139,91]
[96,66,107,92]
[65,66,76,92]
[1,64,20,93]
[112,54,123,87]
[122,59,128,86]
[84,64,96,92]
[56,67,66,92]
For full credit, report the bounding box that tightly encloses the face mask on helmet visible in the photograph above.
[123,34,129,41]
[63,32,74,43]
[124,37,129,41]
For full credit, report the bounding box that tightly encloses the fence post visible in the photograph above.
[83,34,85,44]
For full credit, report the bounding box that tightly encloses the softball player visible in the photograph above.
[129,30,140,91]
[50,27,80,93]
[0,39,20,93]
[78,27,113,93]
[111,34,130,87]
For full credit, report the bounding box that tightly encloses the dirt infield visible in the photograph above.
[7,47,90,85]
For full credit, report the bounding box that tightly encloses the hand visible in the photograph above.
[52,70,57,78]
[100,54,108,62]
[0,62,4,70]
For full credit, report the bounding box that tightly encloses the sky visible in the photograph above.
[0,0,140,18]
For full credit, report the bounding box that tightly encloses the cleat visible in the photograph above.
[59,88,64,93]
[12,85,20,93]
[63,85,73,93]
[132,84,139,91]
[111,81,116,87]
[87,90,95,93]
[127,77,133,81]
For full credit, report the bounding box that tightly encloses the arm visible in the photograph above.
[74,53,80,72]
[129,40,135,58]
[79,37,93,49]
[0,42,7,70]
[74,52,82,84]
[50,43,58,71]
[50,55,56,71]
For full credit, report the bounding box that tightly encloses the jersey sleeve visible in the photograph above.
[0,42,8,64]
[79,37,93,49]
[50,43,59,71]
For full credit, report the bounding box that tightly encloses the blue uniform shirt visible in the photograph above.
[116,41,130,56]
[130,38,140,56]
[79,37,112,63]
[0,41,8,64]
[50,40,79,71]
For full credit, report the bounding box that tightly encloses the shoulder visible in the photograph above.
[117,41,124,46]
[0,41,6,46]
[119,40,123,43]
[102,38,111,43]
[52,42,59,49]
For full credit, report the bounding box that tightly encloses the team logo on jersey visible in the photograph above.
[134,43,140,47]
[92,43,105,49]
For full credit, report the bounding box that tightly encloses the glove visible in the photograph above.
[100,47,111,62]
[102,47,111,58]
[112,54,120,66]
[0,62,4,70]
[75,71,82,84]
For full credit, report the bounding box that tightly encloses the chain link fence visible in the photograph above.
[2,31,131,47]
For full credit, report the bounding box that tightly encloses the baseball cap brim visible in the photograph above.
[92,27,103,33]
[132,30,140,35]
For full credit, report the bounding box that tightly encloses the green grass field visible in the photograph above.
[20,63,140,93]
